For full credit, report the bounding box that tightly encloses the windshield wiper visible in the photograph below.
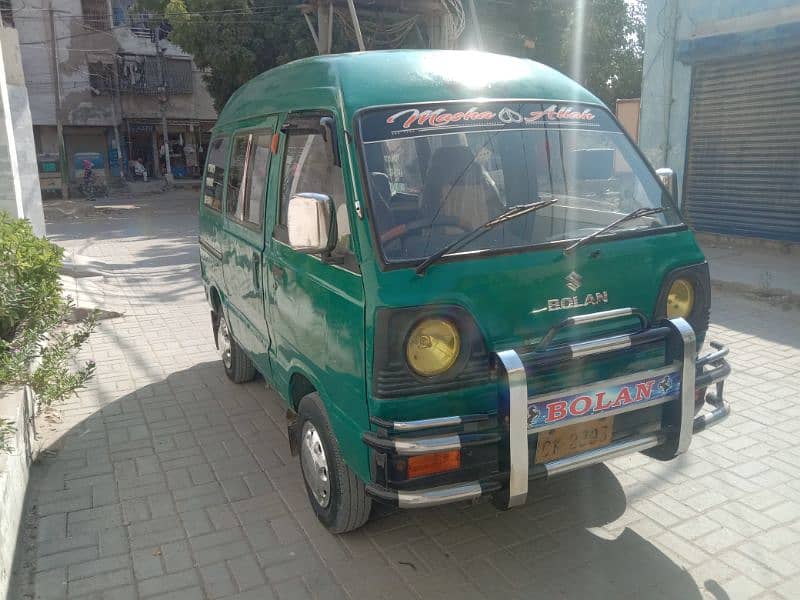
[563,207,665,255]
[415,199,558,276]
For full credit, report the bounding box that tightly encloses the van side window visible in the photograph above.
[243,133,271,228]
[225,132,272,229]
[278,131,352,261]
[203,136,229,211]
[226,135,250,221]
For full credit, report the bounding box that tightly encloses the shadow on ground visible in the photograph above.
[711,293,800,349]
[16,360,706,599]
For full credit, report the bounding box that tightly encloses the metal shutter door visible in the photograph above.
[684,49,800,241]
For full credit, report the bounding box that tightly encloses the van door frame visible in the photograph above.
[265,109,371,481]
[219,117,279,379]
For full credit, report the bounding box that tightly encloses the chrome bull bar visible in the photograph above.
[364,312,730,509]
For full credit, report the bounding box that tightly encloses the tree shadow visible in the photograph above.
[16,359,708,600]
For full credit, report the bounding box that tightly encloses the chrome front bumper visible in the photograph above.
[365,314,731,509]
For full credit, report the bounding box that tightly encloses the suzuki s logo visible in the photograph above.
[531,271,611,314]
[565,271,582,292]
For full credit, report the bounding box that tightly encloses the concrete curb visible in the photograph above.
[711,279,799,307]
[0,386,36,600]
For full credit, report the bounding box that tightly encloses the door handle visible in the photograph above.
[252,252,260,290]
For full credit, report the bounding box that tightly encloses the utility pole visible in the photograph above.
[316,1,333,54]
[109,57,124,182]
[155,33,172,183]
[345,0,366,51]
[48,1,68,199]
[466,0,483,49]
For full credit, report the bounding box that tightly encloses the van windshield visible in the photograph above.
[358,102,682,264]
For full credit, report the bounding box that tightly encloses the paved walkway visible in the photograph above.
[699,237,800,300]
[13,193,800,599]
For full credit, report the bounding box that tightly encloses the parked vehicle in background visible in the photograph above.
[198,50,731,533]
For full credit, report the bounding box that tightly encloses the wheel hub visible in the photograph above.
[219,317,232,369]
[301,422,331,508]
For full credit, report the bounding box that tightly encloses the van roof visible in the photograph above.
[215,50,604,130]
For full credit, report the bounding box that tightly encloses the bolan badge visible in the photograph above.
[531,271,610,314]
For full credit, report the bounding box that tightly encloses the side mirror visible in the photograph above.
[656,168,680,209]
[287,193,337,254]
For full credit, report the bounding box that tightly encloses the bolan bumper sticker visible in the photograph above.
[527,371,681,430]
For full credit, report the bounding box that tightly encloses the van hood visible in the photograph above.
[368,229,705,350]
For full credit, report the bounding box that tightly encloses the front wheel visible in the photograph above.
[217,313,256,383]
[298,392,371,533]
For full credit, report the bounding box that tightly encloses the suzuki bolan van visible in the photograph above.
[199,50,731,533]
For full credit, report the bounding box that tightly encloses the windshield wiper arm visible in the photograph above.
[415,199,558,276]
[563,207,665,255]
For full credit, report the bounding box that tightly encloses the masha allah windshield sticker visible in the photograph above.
[384,104,596,132]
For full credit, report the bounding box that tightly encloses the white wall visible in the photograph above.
[0,26,44,236]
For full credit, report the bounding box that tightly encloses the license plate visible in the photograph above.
[535,416,614,463]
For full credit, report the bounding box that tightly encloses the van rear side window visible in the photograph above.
[226,135,250,220]
[203,136,229,211]
[225,132,271,229]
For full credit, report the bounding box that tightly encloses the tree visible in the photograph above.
[479,0,645,107]
[137,1,331,112]
[139,0,645,111]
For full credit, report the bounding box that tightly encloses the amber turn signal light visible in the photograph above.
[406,450,461,479]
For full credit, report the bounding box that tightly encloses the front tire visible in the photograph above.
[217,313,256,383]
[298,392,371,533]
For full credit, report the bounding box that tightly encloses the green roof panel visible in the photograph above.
[215,50,603,129]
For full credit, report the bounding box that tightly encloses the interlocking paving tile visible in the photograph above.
[13,192,800,599]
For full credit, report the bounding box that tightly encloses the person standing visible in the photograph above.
[82,159,96,201]
[134,157,148,182]
[183,141,197,177]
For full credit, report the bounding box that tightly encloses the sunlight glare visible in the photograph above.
[425,51,529,89]
[571,0,586,85]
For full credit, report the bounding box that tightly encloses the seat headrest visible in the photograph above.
[426,146,483,189]
[370,172,391,202]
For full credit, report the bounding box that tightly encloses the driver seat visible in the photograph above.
[421,146,502,229]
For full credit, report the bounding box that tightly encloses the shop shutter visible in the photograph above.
[684,49,800,241]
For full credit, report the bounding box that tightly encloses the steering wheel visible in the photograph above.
[380,217,470,244]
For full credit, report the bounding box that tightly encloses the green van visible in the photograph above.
[199,50,730,533]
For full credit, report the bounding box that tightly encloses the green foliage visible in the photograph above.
[479,0,645,106]
[136,0,327,112]
[137,0,644,111]
[0,213,96,451]
[0,213,63,342]
[0,418,14,453]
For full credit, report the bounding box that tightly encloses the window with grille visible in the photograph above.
[116,55,192,95]
[81,0,110,31]
[0,0,14,27]
[88,62,114,95]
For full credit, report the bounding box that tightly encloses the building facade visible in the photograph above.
[13,0,217,187]
[640,0,800,243]
[0,6,44,235]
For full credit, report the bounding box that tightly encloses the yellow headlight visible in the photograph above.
[406,319,461,376]
[667,278,695,319]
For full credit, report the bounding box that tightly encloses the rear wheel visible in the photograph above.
[298,392,371,533]
[217,313,256,383]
